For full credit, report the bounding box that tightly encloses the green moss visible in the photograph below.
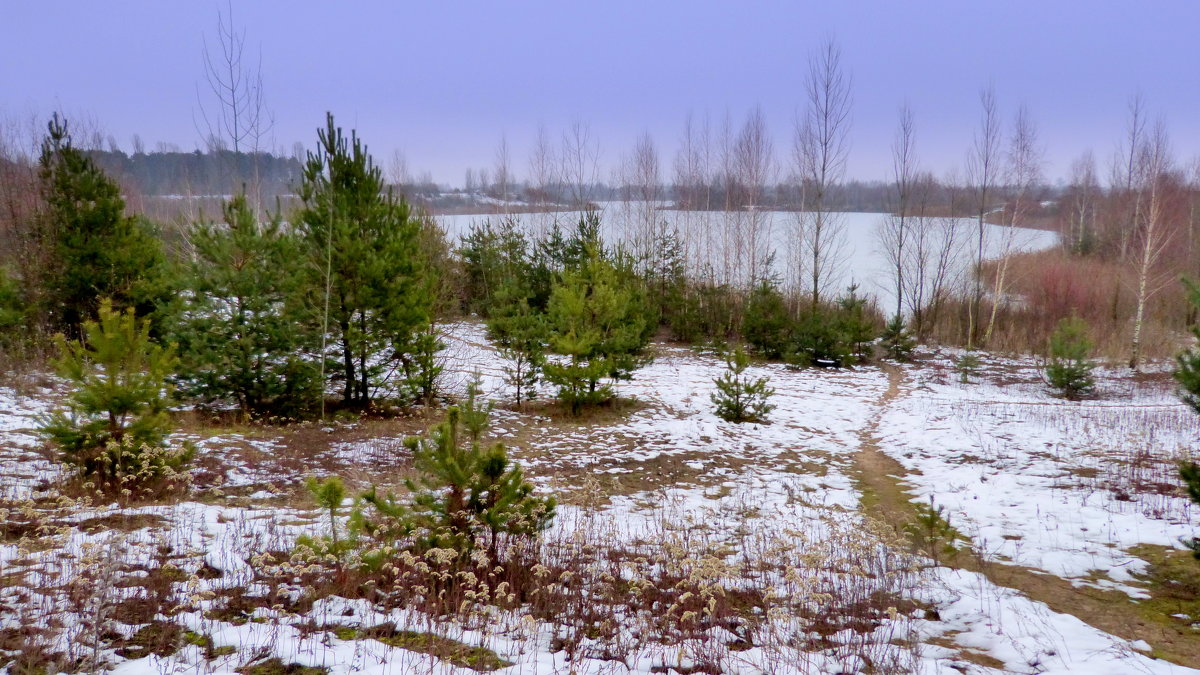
[236,658,328,675]
[1129,544,1200,620]
[182,630,236,660]
[114,621,184,659]
[323,624,511,672]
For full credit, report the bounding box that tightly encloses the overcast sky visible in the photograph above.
[4,1,1199,186]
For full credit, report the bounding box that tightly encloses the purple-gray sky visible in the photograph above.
[4,1,1199,185]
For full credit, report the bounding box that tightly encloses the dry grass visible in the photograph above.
[927,249,1193,360]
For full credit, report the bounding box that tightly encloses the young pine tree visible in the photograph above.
[0,266,23,347]
[1175,281,1200,414]
[1043,316,1096,400]
[788,308,850,368]
[1174,280,1200,557]
[39,300,193,493]
[355,380,555,560]
[38,115,172,336]
[487,287,548,406]
[459,217,531,316]
[544,246,653,414]
[297,113,432,408]
[395,326,446,406]
[743,279,791,360]
[173,194,320,419]
[710,347,775,423]
[836,284,878,365]
[880,314,917,362]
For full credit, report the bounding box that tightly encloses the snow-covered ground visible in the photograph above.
[879,350,1199,595]
[1,324,1198,673]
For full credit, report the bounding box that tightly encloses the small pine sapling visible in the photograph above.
[296,475,354,560]
[1043,316,1096,400]
[710,347,775,423]
[39,300,194,494]
[880,314,917,362]
[905,496,962,566]
[355,380,555,561]
[955,352,982,383]
[543,245,652,414]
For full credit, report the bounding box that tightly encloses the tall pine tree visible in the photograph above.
[297,113,431,408]
[38,114,171,336]
[173,194,320,419]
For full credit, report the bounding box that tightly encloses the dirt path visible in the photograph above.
[853,362,1200,669]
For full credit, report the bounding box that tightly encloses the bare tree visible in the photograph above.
[527,124,558,239]
[616,131,663,263]
[673,111,714,279]
[1064,151,1099,254]
[0,113,46,317]
[1188,157,1200,278]
[494,134,511,210]
[733,106,776,287]
[878,103,916,319]
[965,86,1003,348]
[560,121,599,208]
[477,167,490,197]
[983,105,1043,345]
[901,172,960,337]
[715,111,739,286]
[1110,95,1147,260]
[1129,120,1175,370]
[793,37,853,311]
[196,1,273,206]
[389,149,411,197]
[464,167,476,196]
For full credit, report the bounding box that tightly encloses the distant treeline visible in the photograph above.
[88,149,303,197]
[80,146,1036,215]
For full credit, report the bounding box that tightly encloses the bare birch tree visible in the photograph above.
[616,132,663,264]
[878,103,916,319]
[560,121,599,209]
[965,86,1003,348]
[983,105,1043,344]
[733,106,776,287]
[793,37,852,312]
[673,111,714,279]
[1129,120,1175,370]
[494,134,511,211]
[1065,151,1099,254]
[527,124,558,239]
[1111,95,1147,260]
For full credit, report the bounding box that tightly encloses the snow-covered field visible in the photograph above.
[1,323,1198,673]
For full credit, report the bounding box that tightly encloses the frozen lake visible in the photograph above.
[437,202,1058,314]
